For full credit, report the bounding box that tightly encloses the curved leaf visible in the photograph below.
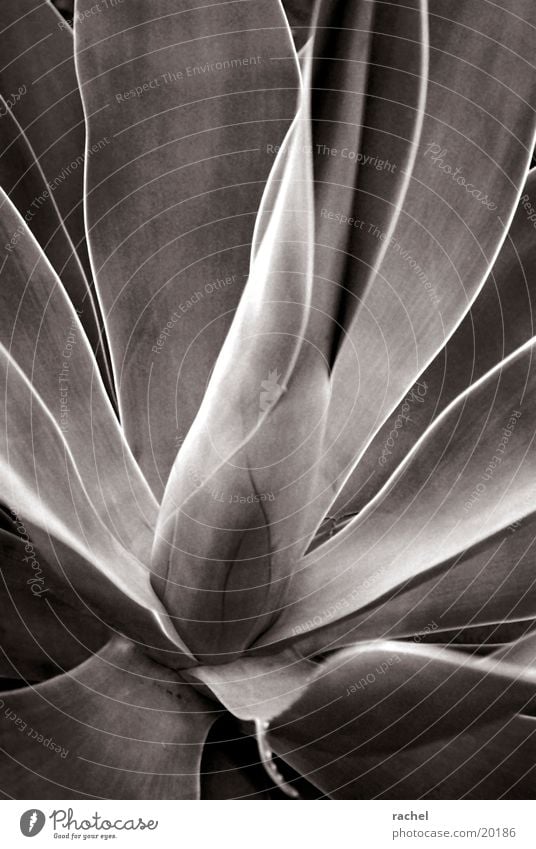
[0,191,155,544]
[0,528,108,683]
[0,194,190,660]
[0,638,218,799]
[189,645,317,722]
[285,514,536,656]
[494,630,536,672]
[0,99,114,398]
[314,0,536,524]
[0,0,92,281]
[150,31,359,662]
[156,0,536,664]
[331,167,536,519]
[74,0,300,495]
[267,642,536,799]
[258,337,536,648]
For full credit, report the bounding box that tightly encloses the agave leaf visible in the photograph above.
[314,0,536,523]
[0,528,108,682]
[152,11,421,662]
[0,191,155,546]
[189,646,318,722]
[152,0,536,663]
[191,633,536,724]
[282,0,313,51]
[331,167,536,518]
[258,337,536,648]
[273,712,536,799]
[0,99,114,399]
[150,33,353,661]
[0,638,219,799]
[307,0,427,358]
[0,195,191,659]
[0,348,189,659]
[266,642,536,799]
[74,0,300,496]
[285,514,536,656]
[0,0,92,282]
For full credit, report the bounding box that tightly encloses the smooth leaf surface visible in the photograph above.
[258,337,536,648]
[156,0,536,665]
[75,0,300,496]
[0,528,108,683]
[0,98,114,397]
[0,191,155,548]
[0,0,92,281]
[189,645,318,722]
[330,167,536,519]
[0,194,190,660]
[314,0,536,527]
[0,638,219,799]
[286,514,536,656]
[150,35,341,661]
[267,642,536,798]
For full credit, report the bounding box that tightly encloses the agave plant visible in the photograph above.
[0,0,535,800]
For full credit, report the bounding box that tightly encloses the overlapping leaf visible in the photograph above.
[0,638,219,799]
[0,193,188,659]
[0,3,113,396]
[0,527,108,683]
[151,0,536,665]
[74,0,300,495]
[267,642,536,798]
[0,0,93,289]
[288,515,536,655]
[258,336,536,649]
[150,40,338,661]
[330,167,536,519]
[314,0,536,526]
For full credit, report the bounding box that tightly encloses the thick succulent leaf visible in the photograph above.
[258,337,536,648]
[74,0,300,495]
[307,0,427,359]
[189,646,318,722]
[0,348,191,660]
[0,100,114,398]
[274,713,536,800]
[153,0,536,662]
[0,0,92,282]
[285,514,536,656]
[150,37,350,661]
[0,191,155,545]
[331,167,536,519]
[0,638,219,799]
[267,642,536,799]
[0,195,190,660]
[0,528,108,682]
[314,0,536,523]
